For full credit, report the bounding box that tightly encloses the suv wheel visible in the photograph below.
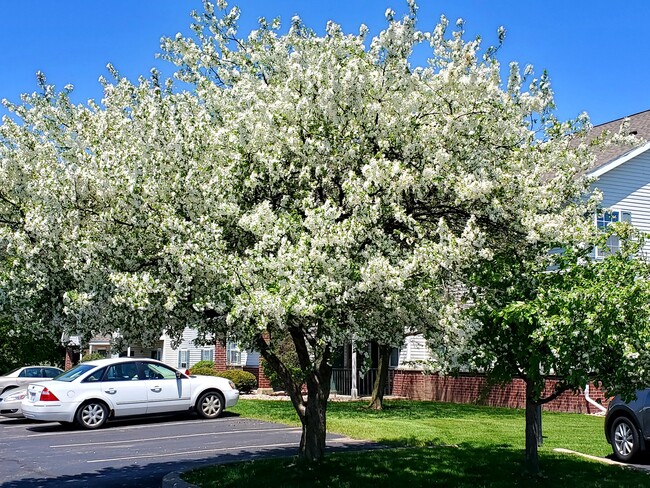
[611,417,640,462]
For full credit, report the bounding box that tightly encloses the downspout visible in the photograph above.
[584,383,607,413]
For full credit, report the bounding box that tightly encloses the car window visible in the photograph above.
[22,368,41,378]
[55,364,96,382]
[44,368,63,377]
[105,363,140,382]
[83,367,106,383]
[142,362,178,380]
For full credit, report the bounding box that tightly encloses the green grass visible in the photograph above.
[183,399,650,487]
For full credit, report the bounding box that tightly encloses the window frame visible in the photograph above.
[595,208,632,258]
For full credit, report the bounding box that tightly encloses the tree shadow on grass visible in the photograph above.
[184,445,650,488]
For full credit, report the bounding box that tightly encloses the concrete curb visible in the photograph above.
[162,470,199,488]
[553,448,650,471]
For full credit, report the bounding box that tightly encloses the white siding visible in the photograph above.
[160,328,217,369]
[592,150,650,255]
[397,335,430,369]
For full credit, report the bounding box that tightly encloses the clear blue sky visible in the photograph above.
[1,0,649,126]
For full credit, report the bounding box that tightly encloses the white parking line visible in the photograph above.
[50,426,302,448]
[0,417,237,440]
[88,441,300,463]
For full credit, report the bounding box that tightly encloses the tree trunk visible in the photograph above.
[254,327,332,462]
[524,380,541,475]
[299,366,331,461]
[368,344,390,410]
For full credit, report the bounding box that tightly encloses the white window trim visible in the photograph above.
[178,349,190,369]
[594,208,632,259]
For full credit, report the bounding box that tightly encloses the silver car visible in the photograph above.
[0,366,63,395]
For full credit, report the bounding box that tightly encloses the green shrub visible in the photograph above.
[81,353,105,363]
[217,369,257,393]
[191,360,215,370]
[190,365,219,376]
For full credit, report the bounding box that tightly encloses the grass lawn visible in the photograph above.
[183,399,650,487]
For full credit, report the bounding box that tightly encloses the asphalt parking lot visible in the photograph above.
[0,412,355,487]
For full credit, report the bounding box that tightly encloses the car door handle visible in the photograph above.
[105,388,117,394]
[150,387,162,393]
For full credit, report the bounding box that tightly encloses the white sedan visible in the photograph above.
[0,387,29,418]
[22,358,239,428]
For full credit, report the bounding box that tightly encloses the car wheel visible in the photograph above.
[611,417,640,462]
[196,391,224,419]
[75,401,108,429]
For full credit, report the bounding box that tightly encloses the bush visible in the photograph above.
[81,353,105,363]
[190,365,219,376]
[191,360,215,370]
[217,369,257,393]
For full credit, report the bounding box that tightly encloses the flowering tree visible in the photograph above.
[1,1,600,461]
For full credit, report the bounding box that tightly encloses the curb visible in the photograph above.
[553,448,650,472]
[161,470,199,488]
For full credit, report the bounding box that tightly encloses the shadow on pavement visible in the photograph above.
[0,437,378,488]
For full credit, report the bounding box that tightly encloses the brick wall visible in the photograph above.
[392,370,609,413]
[214,340,227,371]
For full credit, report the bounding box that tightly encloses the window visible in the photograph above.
[201,349,214,362]
[226,342,242,366]
[83,367,106,383]
[44,368,63,378]
[178,349,190,369]
[595,209,632,257]
[21,368,41,378]
[105,363,140,381]
[142,362,178,380]
[389,348,400,368]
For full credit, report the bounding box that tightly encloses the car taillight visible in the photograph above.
[39,388,60,402]
[184,369,190,376]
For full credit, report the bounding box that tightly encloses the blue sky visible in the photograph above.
[1,0,649,126]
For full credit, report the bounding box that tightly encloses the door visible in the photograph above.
[140,362,191,414]
[101,362,148,417]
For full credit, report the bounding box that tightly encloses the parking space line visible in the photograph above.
[88,441,300,463]
[0,417,242,440]
[50,426,302,448]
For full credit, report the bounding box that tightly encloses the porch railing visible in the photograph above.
[330,368,395,396]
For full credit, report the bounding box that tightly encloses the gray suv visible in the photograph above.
[605,389,650,462]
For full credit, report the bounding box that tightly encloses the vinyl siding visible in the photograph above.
[398,335,430,369]
[160,328,216,369]
[591,149,650,255]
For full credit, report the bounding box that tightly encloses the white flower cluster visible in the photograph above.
[0,1,596,363]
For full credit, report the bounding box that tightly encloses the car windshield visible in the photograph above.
[54,364,96,382]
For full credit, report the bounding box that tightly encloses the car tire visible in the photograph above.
[611,417,641,462]
[196,391,224,419]
[75,401,108,429]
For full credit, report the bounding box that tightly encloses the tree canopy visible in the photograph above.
[0,0,617,461]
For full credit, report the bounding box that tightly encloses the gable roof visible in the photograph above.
[586,109,650,176]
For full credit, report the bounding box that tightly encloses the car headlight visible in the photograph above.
[228,380,236,390]
[4,390,27,402]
